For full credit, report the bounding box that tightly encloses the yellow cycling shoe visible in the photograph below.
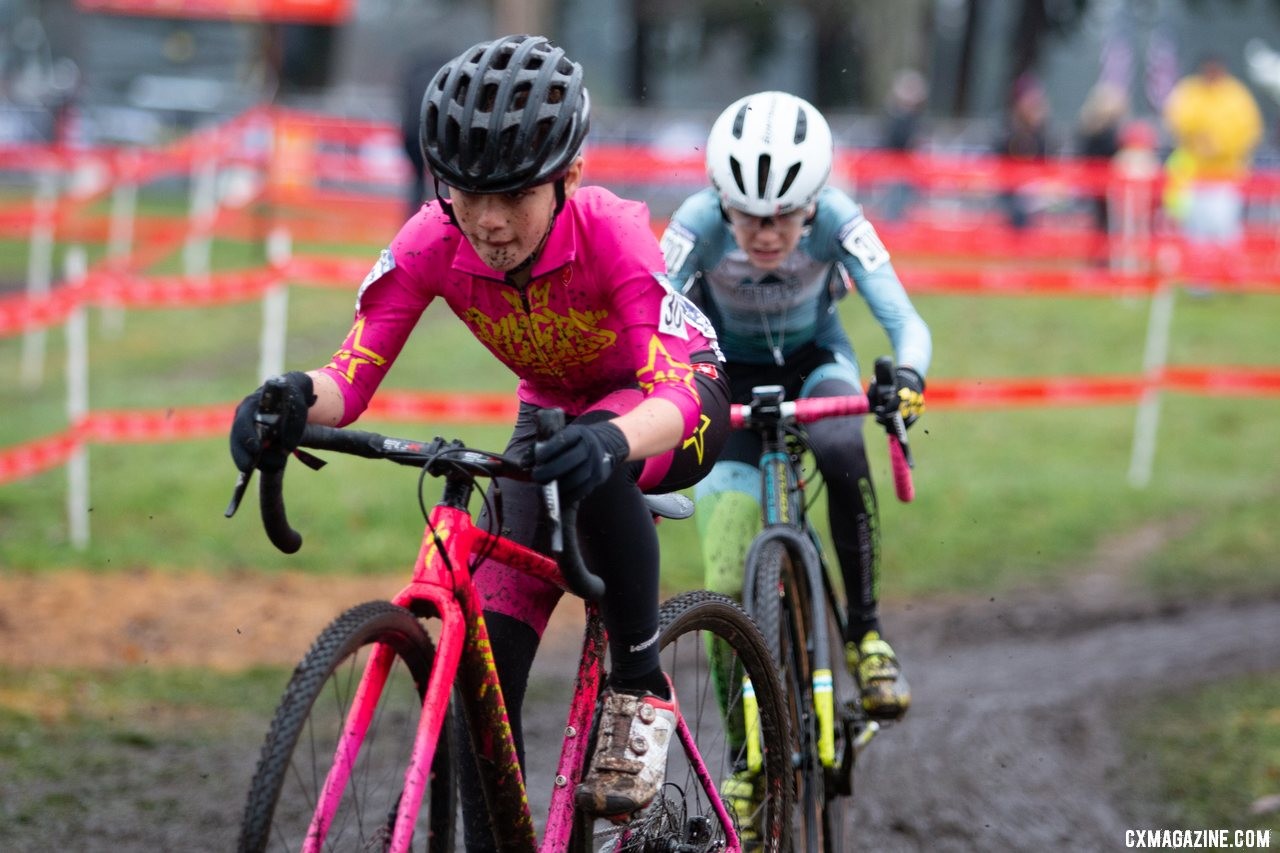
[845,630,911,721]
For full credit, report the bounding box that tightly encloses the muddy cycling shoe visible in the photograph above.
[720,764,763,850]
[575,676,678,820]
[846,630,911,721]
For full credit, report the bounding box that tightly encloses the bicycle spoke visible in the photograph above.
[239,601,456,853]
[595,591,790,853]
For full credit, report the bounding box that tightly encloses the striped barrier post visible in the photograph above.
[20,167,60,389]
[103,148,140,336]
[260,227,292,381]
[64,246,90,549]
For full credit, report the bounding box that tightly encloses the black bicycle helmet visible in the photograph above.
[420,34,590,194]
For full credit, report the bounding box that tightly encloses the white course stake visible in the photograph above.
[259,227,292,380]
[1128,278,1176,489]
[20,169,59,388]
[103,149,140,335]
[64,246,91,549]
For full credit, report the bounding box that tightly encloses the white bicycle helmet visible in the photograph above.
[706,91,833,217]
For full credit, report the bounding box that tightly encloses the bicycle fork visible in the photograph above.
[305,591,464,853]
[743,527,852,773]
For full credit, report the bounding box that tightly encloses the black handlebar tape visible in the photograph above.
[259,466,302,554]
[533,409,604,601]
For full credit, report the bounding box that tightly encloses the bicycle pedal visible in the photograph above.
[853,719,881,754]
[604,806,643,826]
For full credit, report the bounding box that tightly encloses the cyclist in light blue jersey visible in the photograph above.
[662,91,932,731]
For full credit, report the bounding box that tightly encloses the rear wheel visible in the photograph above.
[588,590,792,852]
[749,538,831,852]
[238,600,456,852]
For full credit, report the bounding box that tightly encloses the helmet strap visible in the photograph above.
[431,176,565,283]
[433,178,461,229]
[505,193,561,283]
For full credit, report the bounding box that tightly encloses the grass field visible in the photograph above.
[3,221,1279,834]
[2,256,1278,601]
[1127,674,1280,837]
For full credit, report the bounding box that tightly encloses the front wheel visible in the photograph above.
[589,590,792,852]
[238,600,456,852]
[749,537,839,852]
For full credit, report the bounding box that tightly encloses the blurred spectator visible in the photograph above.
[1075,82,1129,233]
[992,72,1051,229]
[878,68,929,221]
[1161,54,1263,251]
[1110,119,1163,271]
[398,49,445,218]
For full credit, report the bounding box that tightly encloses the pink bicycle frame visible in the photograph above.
[303,501,743,852]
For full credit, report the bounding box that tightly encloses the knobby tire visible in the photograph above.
[238,599,455,852]
[586,590,792,853]
[748,538,833,853]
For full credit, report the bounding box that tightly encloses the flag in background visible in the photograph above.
[1145,29,1180,111]
[1099,32,1133,91]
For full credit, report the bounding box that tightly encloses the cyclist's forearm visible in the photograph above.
[304,370,346,426]
[610,398,683,461]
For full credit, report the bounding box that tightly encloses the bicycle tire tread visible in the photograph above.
[657,589,793,853]
[238,600,439,852]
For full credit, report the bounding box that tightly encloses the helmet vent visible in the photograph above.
[794,109,808,143]
[469,127,487,167]
[420,35,589,193]
[513,81,532,109]
[530,120,551,153]
[704,91,831,214]
[756,154,771,199]
[729,157,747,195]
[443,117,461,162]
[777,162,801,198]
[498,126,519,166]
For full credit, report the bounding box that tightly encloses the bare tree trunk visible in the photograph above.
[494,0,552,36]
[853,0,933,109]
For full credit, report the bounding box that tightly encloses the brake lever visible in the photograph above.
[226,378,326,518]
[871,355,914,469]
[293,448,326,470]
[888,411,915,469]
[225,468,252,518]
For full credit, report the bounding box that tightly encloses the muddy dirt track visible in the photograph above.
[0,569,1277,851]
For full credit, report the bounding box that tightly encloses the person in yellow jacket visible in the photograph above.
[1162,54,1264,245]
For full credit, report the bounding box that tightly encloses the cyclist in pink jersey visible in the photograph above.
[228,35,730,845]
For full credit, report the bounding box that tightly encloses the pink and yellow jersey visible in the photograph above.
[320,186,722,441]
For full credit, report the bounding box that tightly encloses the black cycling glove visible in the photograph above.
[532,420,631,504]
[229,371,316,473]
[870,366,926,429]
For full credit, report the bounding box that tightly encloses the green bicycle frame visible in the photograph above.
[750,424,839,769]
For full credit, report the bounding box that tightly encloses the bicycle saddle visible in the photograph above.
[644,492,695,520]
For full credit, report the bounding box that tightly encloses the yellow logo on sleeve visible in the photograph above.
[326,317,388,383]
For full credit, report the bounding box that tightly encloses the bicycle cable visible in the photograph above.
[785,423,830,514]
[414,445,506,574]
[416,458,458,575]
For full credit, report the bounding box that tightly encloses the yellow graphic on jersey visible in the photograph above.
[327,317,388,384]
[636,334,696,396]
[681,413,712,465]
[463,280,616,376]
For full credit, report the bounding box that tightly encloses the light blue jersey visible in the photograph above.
[660,186,931,378]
